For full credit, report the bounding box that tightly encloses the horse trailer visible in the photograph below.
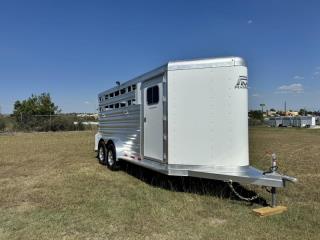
[269,117,283,127]
[282,117,293,127]
[292,116,316,128]
[95,56,296,206]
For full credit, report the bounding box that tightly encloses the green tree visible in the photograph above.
[299,108,306,116]
[13,93,59,131]
[249,110,264,120]
[0,119,5,131]
[13,93,59,119]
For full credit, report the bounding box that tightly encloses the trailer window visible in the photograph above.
[128,86,132,92]
[120,103,126,108]
[110,93,114,98]
[147,85,159,105]
[115,91,119,96]
[115,103,119,108]
[99,97,102,102]
[132,84,136,90]
[109,104,114,109]
[105,95,108,100]
[120,88,126,94]
[128,99,135,106]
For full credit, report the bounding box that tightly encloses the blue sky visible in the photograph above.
[0,0,319,113]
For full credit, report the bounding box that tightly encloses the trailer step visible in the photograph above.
[252,206,287,217]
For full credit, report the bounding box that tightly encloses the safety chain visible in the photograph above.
[226,180,259,202]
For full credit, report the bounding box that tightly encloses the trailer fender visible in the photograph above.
[94,132,103,151]
[105,138,124,162]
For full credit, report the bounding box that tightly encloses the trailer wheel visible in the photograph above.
[97,142,107,165]
[106,143,119,171]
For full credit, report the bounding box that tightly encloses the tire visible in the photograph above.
[106,143,119,171]
[97,142,107,165]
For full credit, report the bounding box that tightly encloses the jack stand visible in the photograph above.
[253,185,287,217]
[271,187,276,208]
[252,153,288,217]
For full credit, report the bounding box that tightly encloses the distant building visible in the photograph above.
[266,110,277,117]
[285,111,299,116]
[76,113,99,119]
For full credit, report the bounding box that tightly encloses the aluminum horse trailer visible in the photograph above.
[95,56,296,206]
[282,117,293,127]
[292,116,316,128]
[268,117,283,127]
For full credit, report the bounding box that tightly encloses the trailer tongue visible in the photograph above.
[188,165,296,188]
[187,154,297,207]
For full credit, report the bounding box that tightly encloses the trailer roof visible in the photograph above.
[98,56,246,96]
[168,56,246,70]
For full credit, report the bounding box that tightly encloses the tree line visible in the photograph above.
[0,93,95,132]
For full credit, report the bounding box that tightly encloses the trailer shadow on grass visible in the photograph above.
[118,161,268,206]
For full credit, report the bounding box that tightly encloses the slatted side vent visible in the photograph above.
[98,84,137,113]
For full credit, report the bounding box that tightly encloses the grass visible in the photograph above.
[0,128,319,239]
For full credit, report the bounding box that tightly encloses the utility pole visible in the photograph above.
[284,101,287,113]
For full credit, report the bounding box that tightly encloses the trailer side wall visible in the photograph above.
[98,105,141,159]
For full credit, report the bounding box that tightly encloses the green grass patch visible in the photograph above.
[0,128,319,239]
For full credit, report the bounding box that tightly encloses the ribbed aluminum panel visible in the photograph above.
[99,105,141,158]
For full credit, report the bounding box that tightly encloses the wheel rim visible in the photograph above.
[99,147,104,162]
[107,150,114,166]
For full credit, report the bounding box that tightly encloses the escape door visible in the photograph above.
[142,76,163,161]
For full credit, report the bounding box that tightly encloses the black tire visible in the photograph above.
[106,143,119,171]
[97,142,107,165]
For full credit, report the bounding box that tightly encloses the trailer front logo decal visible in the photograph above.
[235,76,248,89]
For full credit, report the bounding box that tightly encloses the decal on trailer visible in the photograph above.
[235,76,248,89]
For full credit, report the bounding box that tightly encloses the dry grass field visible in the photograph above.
[0,128,319,240]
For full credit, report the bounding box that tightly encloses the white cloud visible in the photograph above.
[276,83,304,94]
[247,20,253,24]
[312,71,320,79]
[252,93,260,97]
[293,75,304,80]
[84,101,90,104]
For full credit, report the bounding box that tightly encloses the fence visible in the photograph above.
[0,114,98,132]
